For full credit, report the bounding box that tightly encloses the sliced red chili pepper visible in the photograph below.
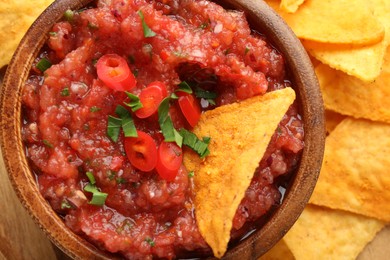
[156,141,183,181]
[124,131,157,172]
[178,94,201,127]
[135,81,168,118]
[96,53,136,91]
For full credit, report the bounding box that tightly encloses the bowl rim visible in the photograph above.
[0,0,325,259]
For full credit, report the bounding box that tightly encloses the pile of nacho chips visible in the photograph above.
[261,0,390,259]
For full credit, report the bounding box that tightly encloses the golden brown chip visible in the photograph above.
[280,0,305,13]
[302,0,390,82]
[260,239,294,260]
[309,117,390,221]
[266,0,385,45]
[304,40,387,82]
[0,0,54,67]
[316,49,390,123]
[183,88,296,258]
[284,205,385,259]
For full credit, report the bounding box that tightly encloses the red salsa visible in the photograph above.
[21,0,304,259]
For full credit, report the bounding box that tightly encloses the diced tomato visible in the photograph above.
[156,142,183,181]
[135,81,168,118]
[110,156,124,171]
[124,131,157,172]
[96,54,136,91]
[178,94,201,127]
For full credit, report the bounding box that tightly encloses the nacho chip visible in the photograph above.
[266,0,384,45]
[280,0,305,13]
[284,205,385,259]
[316,49,390,123]
[260,239,294,260]
[309,118,390,221]
[183,87,295,258]
[0,0,54,67]
[303,0,390,82]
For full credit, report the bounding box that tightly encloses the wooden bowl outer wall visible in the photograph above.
[0,0,325,259]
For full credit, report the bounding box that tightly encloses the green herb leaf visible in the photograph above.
[36,58,52,72]
[49,32,57,37]
[90,106,101,112]
[158,98,183,146]
[61,200,72,209]
[60,87,70,97]
[124,92,143,112]
[86,171,96,185]
[145,237,155,247]
[245,46,250,55]
[84,183,108,206]
[43,139,54,148]
[116,177,127,184]
[64,9,74,22]
[194,87,217,99]
[177,81,193,94]
[188,171,194,178]
[138,10,156,38]
[107,115,122,142]
[179,128,210,158]
[115,105,137,137]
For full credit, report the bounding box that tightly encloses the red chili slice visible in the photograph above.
[156,141,183,181]
[135,81,168,118]
[124,131,157,172]
[178,94,201,127]
[96,54,136,91]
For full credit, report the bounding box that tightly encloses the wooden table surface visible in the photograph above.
[1,68,389,260]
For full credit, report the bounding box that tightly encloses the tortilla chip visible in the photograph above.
[309,118,390,221]
[280,0,305,13]
[325,110,346,135]
[266,0,384,45]
[284,205,385,259]
[303,0,390,82]
[0,0,54,68]
[183,87,295,258]
[260,239,294,260]
[316,49,390,123]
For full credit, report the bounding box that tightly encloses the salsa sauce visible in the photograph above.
[21,0,304,259]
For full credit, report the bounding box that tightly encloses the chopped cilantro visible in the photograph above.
[86,171,96,185]
[124,92,143,112]
[42,139,53,148]
[36,58,52,72]
[60,87,70,97]
[107,115,122,142]
[145,237,155,247]
[179,128,210,158]
[84,183,108,206]
[115,105,137,138]
[90,106,101,112]
[138,10,156,38]
[61,200,72,209]
[158,98,183,147]
[188,171,195,178]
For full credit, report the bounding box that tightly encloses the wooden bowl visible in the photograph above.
[0,0,325,259]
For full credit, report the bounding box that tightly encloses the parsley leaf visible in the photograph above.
[138,10,156,38]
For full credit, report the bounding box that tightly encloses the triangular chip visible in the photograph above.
[302,0,390,82]
[266,0,385,45]
[0,0,55,67]
[283,205,385,259]
[316,47,390,123]
[183,87,295,258]
[309,118,390,221]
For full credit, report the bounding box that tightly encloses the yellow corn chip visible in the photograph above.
[284,205,385,260]
[280,0,305,13]
[0,0,54,67]
[266,0,384,45]
[260,239,294,260]
[302,0,390,82]
[309,118,390,221]
[183,87,296,258]
[316,49,390,123]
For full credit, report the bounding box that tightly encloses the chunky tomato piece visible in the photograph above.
[124,131,157,172]
[156,141,183,181]
[135,81,167,118]
[96,54,136,91]
[178,94,201,127]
